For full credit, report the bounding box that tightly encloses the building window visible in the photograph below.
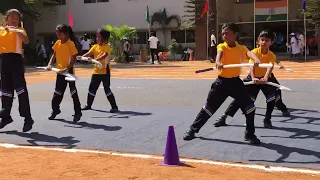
[44,0,66,5]
[84,0,109,3]
[186,30,195,43]
[171,30,185,43]
[84,0,96,3]
[171,30,195,43]
[136,32,147,44]
[234,0,253,3]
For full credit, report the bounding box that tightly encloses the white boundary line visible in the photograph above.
[0,143,318,175]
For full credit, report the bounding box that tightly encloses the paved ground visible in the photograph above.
[0,76,319,170]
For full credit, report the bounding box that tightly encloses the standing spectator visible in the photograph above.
[123,38,130,63]
[148,32,161,64]
[289,33,300,60]
[210,30,217,63]
[81,34,91,55]
[297,30,305,56]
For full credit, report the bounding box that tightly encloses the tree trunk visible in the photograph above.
[162,28,167,48]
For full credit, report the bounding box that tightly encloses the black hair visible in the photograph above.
[97,29,110,43]
[222,23,239,33]
[56,24,76,43]
[258,30,275,41]
[150,32,155,36]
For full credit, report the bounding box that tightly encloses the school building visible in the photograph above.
[32,0,316,60]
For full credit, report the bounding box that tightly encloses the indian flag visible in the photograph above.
[255,0,288,22]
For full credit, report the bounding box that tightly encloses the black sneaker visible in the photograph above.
[73,112,82,123]
[0,117,13,129]
[183,130,196,141]
[263,119,273,129]
[282,110,290,117]
[82,105,92,110]
[214,114,228,127]
[244,134,261,145]
[48,110,61,120]
[23,118,34,132]
[110,108,119,113]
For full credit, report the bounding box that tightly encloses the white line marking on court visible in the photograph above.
[0,143,318,175]
[79,86,144,89]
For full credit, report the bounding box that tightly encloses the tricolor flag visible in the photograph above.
[255,0,287,22]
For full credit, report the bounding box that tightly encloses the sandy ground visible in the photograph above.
[1,60,319,179]
[0,147,318,180]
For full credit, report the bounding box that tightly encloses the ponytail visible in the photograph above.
[56,24,76,42]
[67,26,76,43]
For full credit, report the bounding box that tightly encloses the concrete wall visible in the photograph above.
[34,0,192,52]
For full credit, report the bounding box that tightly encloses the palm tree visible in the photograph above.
[151,8,181,47]
[105,25,138,62]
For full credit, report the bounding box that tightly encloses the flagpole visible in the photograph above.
[254,0,256,48]
[207,0,209,60]
[216,0,218,44]
[304,8,307,62]
[287,0,289,59]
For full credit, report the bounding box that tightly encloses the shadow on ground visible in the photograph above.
[90,109,152,119]
[0,130,79,148]
[198,137,320,165]
[49,118,123,131]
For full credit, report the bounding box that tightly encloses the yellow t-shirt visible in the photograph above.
[217,42,249,78]
[52,39,78,71]
[0,26,27,54]
[89,44,111,74]
[249,48,275,77]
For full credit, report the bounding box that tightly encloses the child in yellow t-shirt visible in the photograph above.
[183,23,262,145]
[46,24,82,122]
[79,29,119,113]
[215,30,278,129]
[0,9,34,132]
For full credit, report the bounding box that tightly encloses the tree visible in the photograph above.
[151,8,181,47]
[303,0,320,56]
[105,25,138,63]
[0,0,57,20]
[304,0,320,22]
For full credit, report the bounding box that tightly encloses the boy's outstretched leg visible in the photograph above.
[231,79,260,145]
[270,73,290,117]
[215,82,259,127]
[261,85,277,129]
[183,78,228,141]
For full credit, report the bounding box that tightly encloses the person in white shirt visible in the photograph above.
[289,33,301,60]
[210,30,217,63]
[80,34,91,55]
[148,32,161,64]
[297,31,305,56]
[123,38,130,63]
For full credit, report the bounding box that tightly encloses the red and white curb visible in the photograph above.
[0,143,318,175]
